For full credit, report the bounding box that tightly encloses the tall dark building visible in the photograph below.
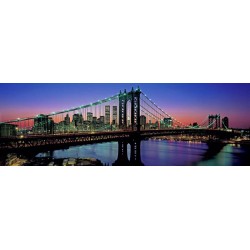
[92,117,97,123]
[0,123,17,137]
[87,112,93,122]
[105,106,110,125]
[100,116,104,124]
[64,114,70,126]
[34,114,54,134]
[112,106,118,125]
[222,117,229,129]
[140,115,146,129]
[72,114,80,126]
[163,118,173,128]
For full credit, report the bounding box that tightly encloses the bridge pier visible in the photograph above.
[129,138,143,166]
[112,137,144,166]
[113,140,130,166]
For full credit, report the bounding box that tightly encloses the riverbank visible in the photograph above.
[2,153,104,166]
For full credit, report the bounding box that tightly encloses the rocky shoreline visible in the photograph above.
[3,153,104,166]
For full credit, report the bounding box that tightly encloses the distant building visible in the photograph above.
[163,118,173,127]
[99,116,104,124]
[92,117,97,123]
[72,114,80,126]
[33,114,54,134]
[64,114,70,126]
[87,112,93,122]
[0,123,17,137]
[112,106,118,125]
[193,122,198,127]
[140,115,146,129]
[222,117,229,129]
[105,106,110,124]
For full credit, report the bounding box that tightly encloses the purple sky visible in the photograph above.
[0,83,249,128]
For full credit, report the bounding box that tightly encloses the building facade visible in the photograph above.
[33,114,54,134]
[112,106,117,125]
[105,106,110,125]
[0,123,17,137]
[163,118,173,128]
[140,115,146,129]
[87,112,93,122]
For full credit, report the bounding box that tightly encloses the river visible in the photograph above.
[36,139,250,166]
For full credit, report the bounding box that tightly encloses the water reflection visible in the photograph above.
[35,139,250,166]
[113,139,144,166]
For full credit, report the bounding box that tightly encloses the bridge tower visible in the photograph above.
[208,114,220,129]
[119,87,141,132]
[112,140,130,166]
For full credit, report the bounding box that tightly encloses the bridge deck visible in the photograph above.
[0,128,240,151]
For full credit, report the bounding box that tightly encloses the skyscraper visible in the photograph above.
[64,114,70,126]
[105,105,110,125]
[87,112,93,122]
[140,115,146,129]
[112,106,117,125]
[0,123,17,137]
[163,117,173,127]
[72,114,80,126]
[100,116,104,124]
[34,114,54,134]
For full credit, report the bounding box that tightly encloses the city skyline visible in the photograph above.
[0,83,250,128]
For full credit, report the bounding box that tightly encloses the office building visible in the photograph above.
[92,117,97,123]
[163,117,173,127]
[64,114,70,126]
[112,106,118,125]
[140,115,146,129]
[105,106,110,124]
[72,114,80,126]
[100,116,104,124]
[0,123,17,137]
[87,112,93,122]
[34,114,54,134]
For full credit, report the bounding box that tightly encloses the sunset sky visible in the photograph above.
[0,83,249,128]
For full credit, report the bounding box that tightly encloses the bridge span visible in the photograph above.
[0,128,240,152]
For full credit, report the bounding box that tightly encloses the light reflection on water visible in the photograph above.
[36,140,250,166]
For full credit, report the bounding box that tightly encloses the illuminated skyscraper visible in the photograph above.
[105,105,110,124]
[72,114,80,126]
[140,115,146,129]
[163,118,173,127]
[65,114,70,126]
[34,114,54,134]
[87,112,93,122]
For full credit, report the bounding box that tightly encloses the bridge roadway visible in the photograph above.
[0,128,240,151]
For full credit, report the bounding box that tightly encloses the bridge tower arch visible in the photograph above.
[119,87,141,132]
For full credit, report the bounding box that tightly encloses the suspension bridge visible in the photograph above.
[0,87,239,151]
